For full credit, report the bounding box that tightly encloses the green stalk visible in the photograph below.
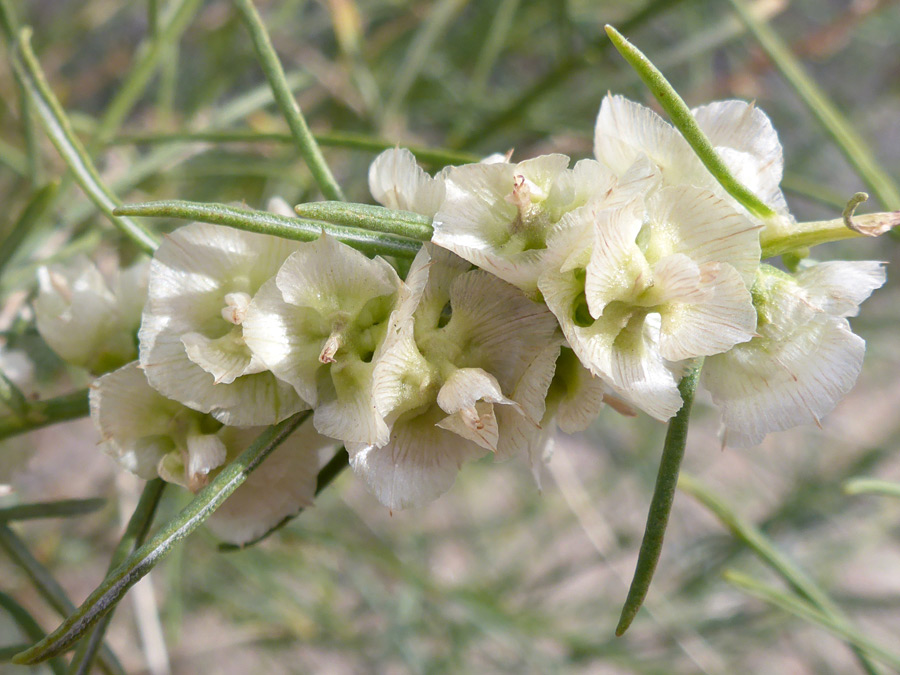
[724,571,900,671]
[605,24,777,222]
[13,412,309,666]
[232,0,345,201]
[727,0,900,211]
[0,499,106,523]
[0,369,28,419]
[844,478,900,498]
[294,202,433,240]
[0,592,65,675]
[760,209,900,259]
[679,473,882,675]
[68,479,167,675]
[615,361,701,636]
[10,28,160,254]
[93,0,203,145]
[0,389,89,442]
[0,525,124,675]
[113,200,423,258]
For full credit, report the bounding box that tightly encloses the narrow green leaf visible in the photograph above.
[844,478,900,498]
[615,360,701,636]
[0,498,106,523]
[93,0,203,145]
[68,480,166,675]
[0,181,58,280]
[724,570,900,671]
[604,24,777,221]
[0,593,66,675]
[232,0,345,201]
[13,412,309,665]
[113,200,423,259]
[218,447,349,552]
[679,473,882,674]
[0,389,89,442]
[726,0,900,211]
[294,202,432,240]
[10,28,160,254]
[0,525,124,675]
[760,210,900,259]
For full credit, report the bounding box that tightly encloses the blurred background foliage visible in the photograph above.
[1,0,900,672]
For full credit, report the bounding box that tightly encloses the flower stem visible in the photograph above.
[294,202,433,240]
[67,480,167,675]
[0,525,124,675]
[680,473,883,675]
[232,0,345,201]
[13,412,310,666]
[10,28,159,254]
[615,360,701,636]
[605,24,777,222]
[113,200,423,259]
[0,592,66,675]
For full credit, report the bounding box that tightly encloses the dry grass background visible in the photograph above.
[1,0,900,672]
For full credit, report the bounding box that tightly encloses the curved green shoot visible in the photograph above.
[113,200,424,258]
[13,412,309,666]
[605,24,777,222]
[615,360,702,636]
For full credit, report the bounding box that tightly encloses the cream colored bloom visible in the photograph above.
[139,223,306,426]
[702,262,886,446]
[349,246,561,510]
[539,186,760,420]
[432,153,656,297]
[593,94,791,221]
[34,255,147,374]
[242,233,401,445]
[91,362,330,545]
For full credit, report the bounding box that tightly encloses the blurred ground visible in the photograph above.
[1,0,899,673]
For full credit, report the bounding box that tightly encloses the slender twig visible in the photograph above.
[10,28,160,254]
[844,478,900,498]
[232,0,345,200]
[0,525,124,675]
[679,473,883,675]
[14,412,310,666]
[605,24,776,221]
[616,361,702,636]
[294,202,433,240]
[725,570,899,671]
[113,200,424,258]
[68,480,167,675]
[0,592,66,675]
